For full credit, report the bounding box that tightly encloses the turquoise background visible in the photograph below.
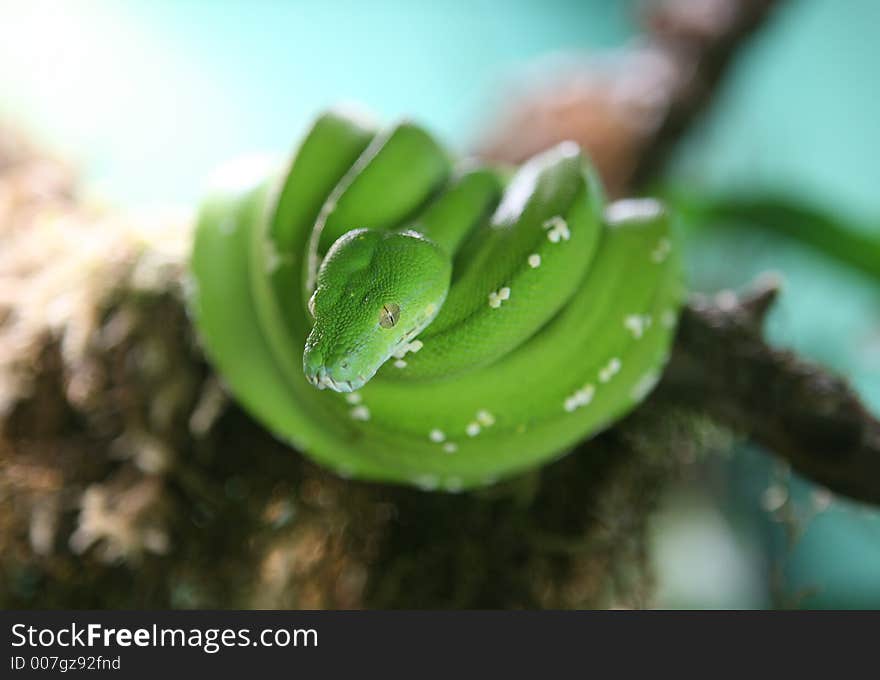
[1,0,877,607]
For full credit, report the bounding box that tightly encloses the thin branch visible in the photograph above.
[632,0,782,186]
[660,278,880,506]
[477,0,785,196]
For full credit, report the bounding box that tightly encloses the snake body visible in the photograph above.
[191,109,682,491]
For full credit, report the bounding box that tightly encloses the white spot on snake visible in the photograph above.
[661,309,677,328]
[349,405,370,421]
[466,422,481,437]
[542,215,570,243]
[651,238,672,263]
[394,359,407,369]
[624,314,652,339]
[476,409,495,427]
[599,358,622,383]
[604,198,664,225]
[488,287,511,309]
[631,370,661,402]
[442,442,458,454]
[624,315,646,339]
[528,253,542,268]
[413,475,439,491]
[393,339,424,359]
[429,429,446,443]
[345,392,362,405]
[564,384,595,412]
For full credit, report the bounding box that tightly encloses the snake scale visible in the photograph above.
[191,108,682,491]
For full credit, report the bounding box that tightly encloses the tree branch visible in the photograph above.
[660,279,880,505]
[632,0,781,185]
[477,0,784,196]
[4,0,874,614]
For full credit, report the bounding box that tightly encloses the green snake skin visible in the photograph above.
[190,108,683,491]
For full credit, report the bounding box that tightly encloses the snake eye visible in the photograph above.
[379,303,400,329]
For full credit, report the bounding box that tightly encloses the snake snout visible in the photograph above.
[303,346,364,393]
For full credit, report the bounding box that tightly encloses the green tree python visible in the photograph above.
[190,109,683,491]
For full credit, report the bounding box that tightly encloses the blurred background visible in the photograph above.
[1,0,878,608]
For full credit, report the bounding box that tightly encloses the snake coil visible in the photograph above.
[191,109,682,491]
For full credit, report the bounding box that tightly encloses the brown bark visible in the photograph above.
[660,281,880,506]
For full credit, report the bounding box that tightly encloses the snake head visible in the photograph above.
[303,228,450,392]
